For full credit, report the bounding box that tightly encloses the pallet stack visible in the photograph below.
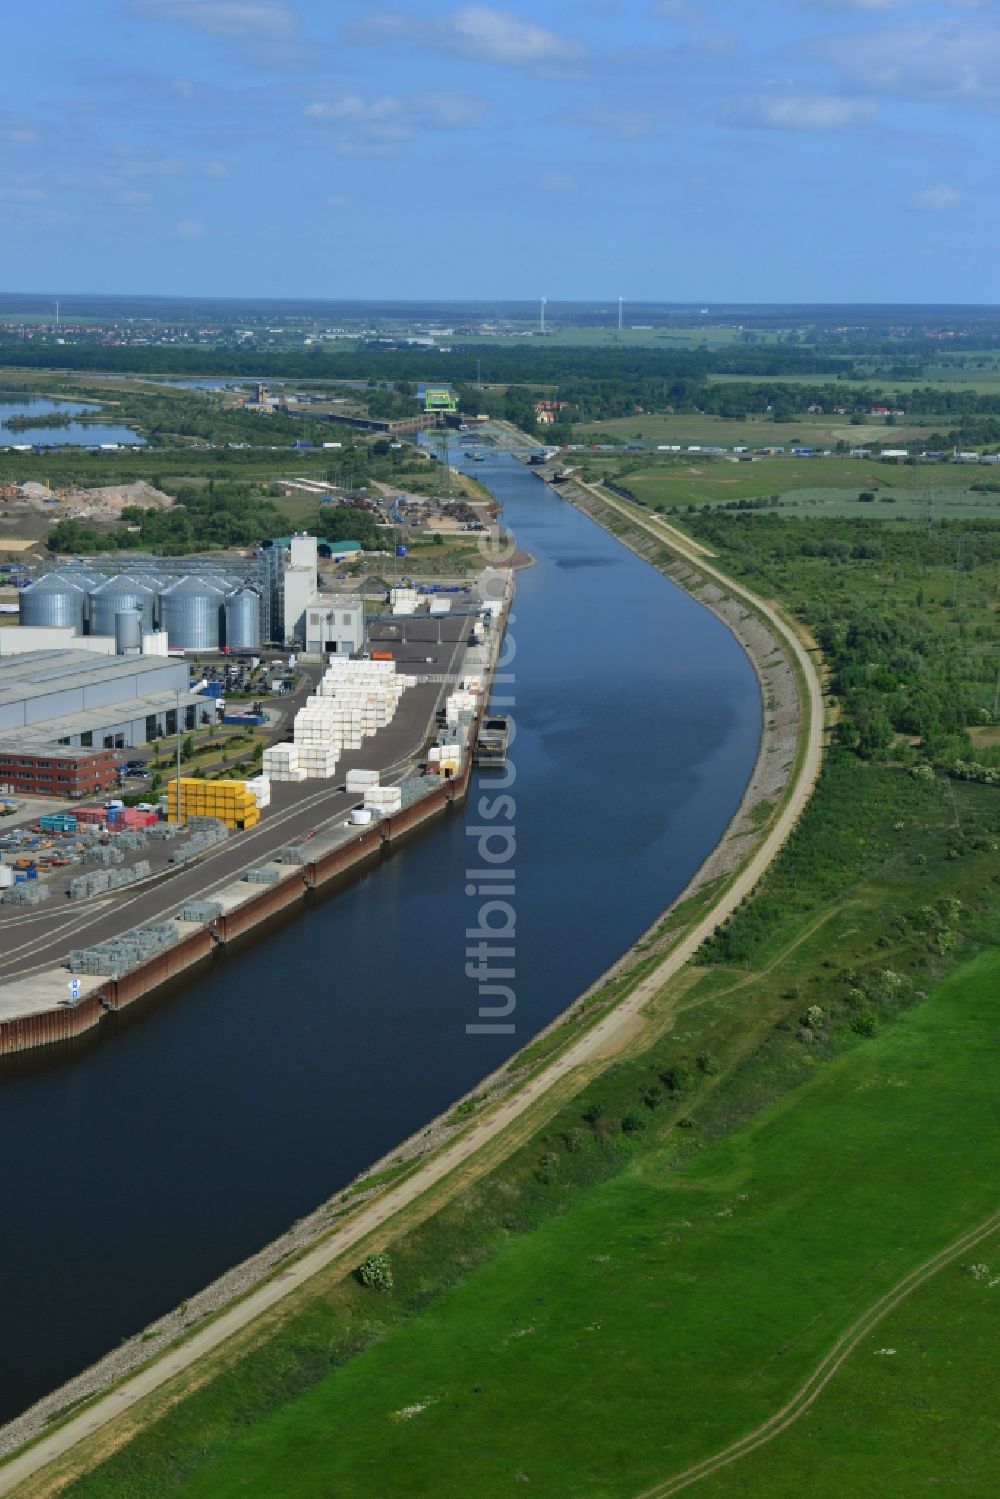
[165,778,260,830]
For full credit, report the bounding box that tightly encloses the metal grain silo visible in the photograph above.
[90,576,157,635]
[19,572,87,631]
[114,609,143,655]
[159,575,225,650]
[224,586,262,650]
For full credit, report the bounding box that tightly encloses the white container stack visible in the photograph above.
[262,743,307,783]
[296,743,340,779]
[346,768,380,794]
[245,774,271,809]
[314,657,409,748]
[364,784,403,816]
[445,689,477,725]
[264,660,411,785]
[292,699,341,778]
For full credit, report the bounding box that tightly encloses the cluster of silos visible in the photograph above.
[21,564,263,651]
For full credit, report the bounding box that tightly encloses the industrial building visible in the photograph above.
[305,599,364,656]
[283,533,319,645]
[0,651,203,752]
[0,741,118,798]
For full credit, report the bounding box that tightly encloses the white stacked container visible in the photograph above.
[346,768,380,794]
[364,784,403,815]
[263,743,307,783]
[296,744,339,779]
[244,774,272,809]
[445,690,477,725]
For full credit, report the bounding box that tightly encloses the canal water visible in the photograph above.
[0,395,145,448]
[0,456,761,1424]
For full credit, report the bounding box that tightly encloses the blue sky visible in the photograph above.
[2,0,999,302]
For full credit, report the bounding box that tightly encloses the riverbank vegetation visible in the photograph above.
[31,482,1000,1498]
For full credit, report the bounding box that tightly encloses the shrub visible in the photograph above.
[850,1008,879,1038]
[356,1251,393,1291]
[660,1064,693,1094]
[620,1112,646,1135]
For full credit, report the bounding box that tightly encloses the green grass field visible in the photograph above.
[574,412,922,450]
[586,456,1000,517]
[98,940,1000,1499]
[53,751,1000,1499]
[709,366,1000,394]
[700,1230,1000,1497]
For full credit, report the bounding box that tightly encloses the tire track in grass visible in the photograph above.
[635,1212,1000,1498]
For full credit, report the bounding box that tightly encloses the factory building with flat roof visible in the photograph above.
[0,651,203,753]
[0,742,118,798]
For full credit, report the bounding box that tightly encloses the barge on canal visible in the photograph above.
[475,715,510,767]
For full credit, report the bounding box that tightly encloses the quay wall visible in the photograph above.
[103,928,217,1012]
[0,993,106,1057]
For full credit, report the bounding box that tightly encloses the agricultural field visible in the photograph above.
[573,410,922,450]
[709,365,1000,395]
[587,454,1000,519]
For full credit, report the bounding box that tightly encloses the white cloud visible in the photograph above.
[129,1,298,39]
[175,216,206,237]
[203,160,230,178]
[305,89,488,158]
[817,21,1000,102]
[347,5,582,70]
[726,94,878,130]
[2,127,37,144]
[445,5,579,65]
[114,189,153,205]
[325,194,354,208]
[0,186,44,202]
[911,184,962,210]
[306,96,401,124]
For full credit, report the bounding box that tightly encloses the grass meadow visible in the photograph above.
[50,757,1000,1499]
[85,933,1000,1499]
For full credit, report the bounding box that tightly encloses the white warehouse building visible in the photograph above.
[305,600,364,657]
